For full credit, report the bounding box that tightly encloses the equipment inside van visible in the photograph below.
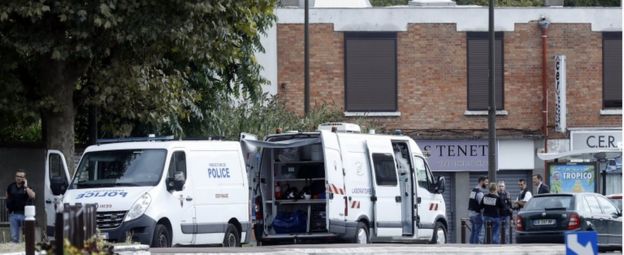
[244,123,448,244]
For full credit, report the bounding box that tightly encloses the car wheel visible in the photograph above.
[151,224,171,247]
[223,223,241,247]
[430,221,447,244]
[352,222,369,244]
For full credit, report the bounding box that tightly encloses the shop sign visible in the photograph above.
[417,140,488,171]
[548,162,597,193]
[571,130,622,151]
[554,55,567,133]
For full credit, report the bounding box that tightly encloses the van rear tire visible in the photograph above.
[223,223,241,247]
[352,222,369,244]
[430,221,447,244]
[151,224,171,247]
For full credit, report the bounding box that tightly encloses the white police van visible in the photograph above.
[59,138,250,247]
[243,123,447,244]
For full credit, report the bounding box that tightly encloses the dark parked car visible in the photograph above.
[516,193,622,251]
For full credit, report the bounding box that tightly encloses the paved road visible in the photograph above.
[149,243,612,255]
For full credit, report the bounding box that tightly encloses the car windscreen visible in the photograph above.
[70,149,167,189]
[524,195,574,211]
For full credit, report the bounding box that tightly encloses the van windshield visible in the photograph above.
[70,149,167,189]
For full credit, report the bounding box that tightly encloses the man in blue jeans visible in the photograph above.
[6,169,36,243]
[468,176,488,244]
[482,183,505,244]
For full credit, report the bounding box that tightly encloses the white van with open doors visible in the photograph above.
[57,138,250,247]
[243,123,447,244]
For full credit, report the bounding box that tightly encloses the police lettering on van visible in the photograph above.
[75,190,128,199]
[208,163,231,178]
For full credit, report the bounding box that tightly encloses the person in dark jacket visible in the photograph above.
[481,183,504,244]
[6,169,35,243]
[468,176,488,244]
[497,181,513,244]
[532,174,550,194]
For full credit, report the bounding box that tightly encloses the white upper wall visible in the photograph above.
[315,0,372,8]
[275,7,622,32]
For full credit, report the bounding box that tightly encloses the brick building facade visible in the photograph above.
[257,6,622,243]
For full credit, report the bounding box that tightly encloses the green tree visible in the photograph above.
[0,1,276,170]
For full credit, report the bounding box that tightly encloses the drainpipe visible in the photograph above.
[539,16,551,176]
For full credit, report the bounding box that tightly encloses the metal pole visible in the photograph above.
[304,0,310,115]
[488,0,497,183]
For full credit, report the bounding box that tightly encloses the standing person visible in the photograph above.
[481,183,504,244]
[6,169,36,243]
[532,174,550,194]
[497,181,513,244]
[513,179,532,210]
[468,176,488,244]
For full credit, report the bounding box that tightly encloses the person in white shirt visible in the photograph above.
[513,178,532,209]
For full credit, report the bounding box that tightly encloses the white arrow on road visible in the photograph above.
[567,233,595,255]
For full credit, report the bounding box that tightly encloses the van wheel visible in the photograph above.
[223,223,241,247]
[152,224,171,247]
[352,222,369,244]
[430,221,447,244]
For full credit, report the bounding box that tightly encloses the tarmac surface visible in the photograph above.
[149,243,622,254]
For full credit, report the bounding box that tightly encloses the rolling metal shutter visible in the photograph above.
[344,32,397,112]
[435,172,456,243]
[603,32,622,108]
[466,32,504,111]
[469,171,532,203]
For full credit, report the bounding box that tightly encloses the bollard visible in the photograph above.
[501,219,506,244]
[509,218,514,244]
[485,221,492,244]
[24,205,35,255]
[55,212,63,255]
[461,219,467,244]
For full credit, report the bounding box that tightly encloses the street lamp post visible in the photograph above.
[487,0,497,183]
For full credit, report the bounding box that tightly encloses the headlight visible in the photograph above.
[124,193,151,222]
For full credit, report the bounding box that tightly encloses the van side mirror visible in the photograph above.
[50,176,68,196]
[434,176,446,194]
[167,171,185,192]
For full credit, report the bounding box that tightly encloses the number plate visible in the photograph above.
[533,219,556,225]
[99,232,109,240]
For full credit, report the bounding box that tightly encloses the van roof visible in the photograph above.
[264,131,424,156]
[84,140,242,153]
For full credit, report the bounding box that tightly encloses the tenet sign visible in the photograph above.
[571,130,622,151]
[417,140,488,171]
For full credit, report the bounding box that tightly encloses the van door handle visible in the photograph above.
[45,200,52,204]
[185,196,193,201]
[395,196,402,202]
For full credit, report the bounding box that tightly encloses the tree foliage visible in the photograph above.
[190,93,381,141]
[0,1,276,164]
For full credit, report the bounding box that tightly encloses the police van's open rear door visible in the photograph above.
[240,133,258,243]
[366,137,402,237]
[320,130,347,234]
